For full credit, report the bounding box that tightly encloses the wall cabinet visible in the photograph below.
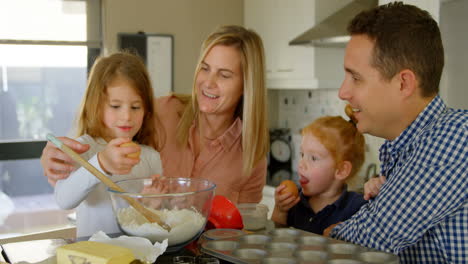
[245,0,344,90]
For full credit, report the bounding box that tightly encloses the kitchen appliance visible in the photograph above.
[289,0,378,47]
[268,129,293,186]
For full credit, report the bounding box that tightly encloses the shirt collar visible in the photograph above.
[191,117,242,150]
[219,117,242,150]
[381,95,446,156]
[331,185,351,209]
[299,185,350,210]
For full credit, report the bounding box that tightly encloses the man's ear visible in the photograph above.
[398,69,418,98]
[335,161,352,181]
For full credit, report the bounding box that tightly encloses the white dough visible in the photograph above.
[117,207,205,246]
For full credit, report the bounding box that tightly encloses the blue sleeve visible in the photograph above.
[330,120,468,254]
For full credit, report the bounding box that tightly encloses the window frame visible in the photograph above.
[0,0,101,161]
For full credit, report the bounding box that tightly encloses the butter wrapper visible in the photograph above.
[89,231,168,263]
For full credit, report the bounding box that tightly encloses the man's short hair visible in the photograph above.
[348,2,444,97]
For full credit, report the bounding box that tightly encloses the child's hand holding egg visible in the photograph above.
[272,180,300,224]
[279,180,299,198]
[120,141,141,159]
[97,139,140,175]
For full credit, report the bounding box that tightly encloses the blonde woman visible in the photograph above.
[41,25,269,204]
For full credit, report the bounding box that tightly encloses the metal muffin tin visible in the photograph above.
[200,228,398,264]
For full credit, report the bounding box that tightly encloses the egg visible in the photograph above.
[279,180,298,198]
[120,142,140,159]
[345,104,358,124]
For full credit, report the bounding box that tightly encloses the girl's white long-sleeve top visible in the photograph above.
[54,135,162,237]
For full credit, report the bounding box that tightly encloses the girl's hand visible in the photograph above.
[98,138,140,175]
[363,175,387,200]
[274,184,300,213]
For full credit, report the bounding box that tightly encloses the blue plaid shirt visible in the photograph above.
[330,95,468,264]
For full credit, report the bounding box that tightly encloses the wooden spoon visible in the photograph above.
[46,134,171,232]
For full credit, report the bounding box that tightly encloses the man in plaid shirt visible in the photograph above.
[328,2,467,263]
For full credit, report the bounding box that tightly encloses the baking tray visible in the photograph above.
[201,228,398,264]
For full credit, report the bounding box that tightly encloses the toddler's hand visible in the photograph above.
[274,184,300,213]
[363,175,386,200]
[323,222,341,237]
[98,138,140,175]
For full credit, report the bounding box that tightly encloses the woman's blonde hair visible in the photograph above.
[74,51,159,148]
[176,25,269,176]
[301,115,365,183]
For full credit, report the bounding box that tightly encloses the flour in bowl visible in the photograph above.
[117,207,205,245]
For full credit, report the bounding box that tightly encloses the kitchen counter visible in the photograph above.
[0,223,280,263]
[0,239,222,264]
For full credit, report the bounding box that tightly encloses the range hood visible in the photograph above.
[289,0,377,47]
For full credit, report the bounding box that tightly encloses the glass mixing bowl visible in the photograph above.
[107,177,216,252]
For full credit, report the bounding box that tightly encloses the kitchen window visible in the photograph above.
[0,0,101,239]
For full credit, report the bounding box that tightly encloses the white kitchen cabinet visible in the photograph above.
[245,0,344,89]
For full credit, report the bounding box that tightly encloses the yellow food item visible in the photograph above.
[121,141,141,159]
[279,180,299,198]
[56,241,135,264]
[345,104,358,124]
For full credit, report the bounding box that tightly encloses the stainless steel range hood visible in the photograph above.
[289,0,377,47]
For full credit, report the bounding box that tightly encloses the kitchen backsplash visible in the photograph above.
[276,89,345,133]
[269,89,385,191]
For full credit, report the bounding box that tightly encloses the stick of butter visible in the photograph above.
[56,241,136,264]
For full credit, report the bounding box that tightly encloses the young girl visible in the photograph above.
[54,52,163,237]
[272,112,367,235]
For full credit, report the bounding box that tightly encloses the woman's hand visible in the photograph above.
[41,136,90,186]
[141,174,168,194]
[141,174,170,209]
[363,175,387,200]
[98,138,140,175]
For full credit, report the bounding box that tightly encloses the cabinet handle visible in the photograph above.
[277,69,293,72]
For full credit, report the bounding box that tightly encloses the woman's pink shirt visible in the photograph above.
[154,96,266,204]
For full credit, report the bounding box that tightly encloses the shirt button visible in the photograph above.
[309,217,314,222]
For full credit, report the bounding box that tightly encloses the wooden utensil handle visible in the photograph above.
[60,144,124,191]
[61,144,171,230]
[46,134,171,231]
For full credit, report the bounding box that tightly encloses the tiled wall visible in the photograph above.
[271,89,385,191]
[276,89,345,134]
